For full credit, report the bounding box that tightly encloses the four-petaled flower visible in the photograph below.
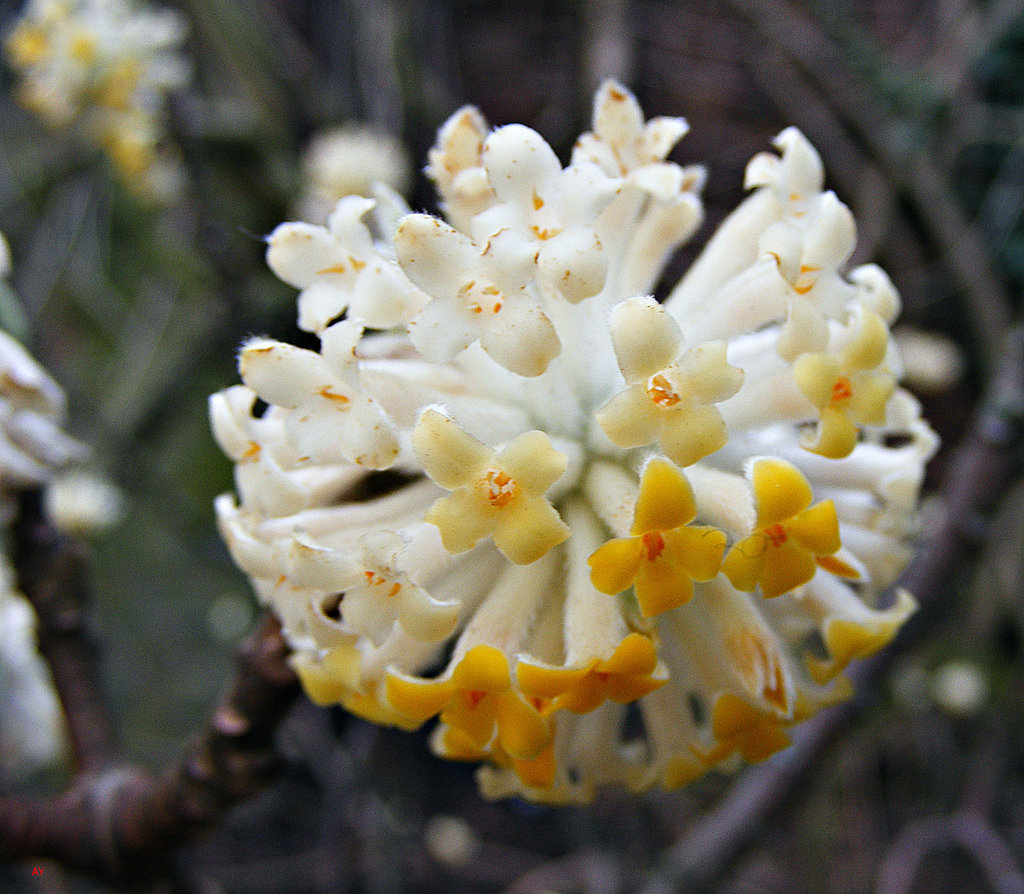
[266,196,427,333]
[288,530,459,647]
[698,693,793,765]
[386,644,551,761]
[412,409,570,564]
[722,457,858,598]
[792,305,897,458]
[518,632,668,714]
[587,458,726,616]
[596,297,743,467]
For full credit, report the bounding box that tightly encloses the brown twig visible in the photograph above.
[636,324,1024,894]
[727,0,1013,373]
[875,810,1024,894]
[2,493,300,884]
[13,488,120,772]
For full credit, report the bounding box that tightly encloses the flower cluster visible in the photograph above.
[0,234,86,776]
[211,82,937,804]
[4,0,190,201]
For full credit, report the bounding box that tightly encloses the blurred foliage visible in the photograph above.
[0,1,1023,892]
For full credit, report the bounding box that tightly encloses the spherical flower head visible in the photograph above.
[4,0,190,201]
[212,80,937,804]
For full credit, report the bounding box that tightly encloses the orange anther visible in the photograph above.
[464,690,486,709]
[764,523,788,548]
[646,373,681,407]
[642,530,666,561]
[831,376,853,404]
[318,386,350,406]
[484,469,518,508]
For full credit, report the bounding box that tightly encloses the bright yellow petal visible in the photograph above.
[631,457,696,533]
[787,499,840,555]
[588,536,644,595]
[385,672,453,723]
[760,538,816,598]
[635,555,696,616]
[602,632,659,676]
[710,693,791,763]
[556,670,606,714]
[517,660,592,700]
[512,744,557,789]
[751,457,813,527]
[664,524,727,581]
[494,692,551,759]
[451,644,511,692]
[721,535,767,592]
[443,695,498,748]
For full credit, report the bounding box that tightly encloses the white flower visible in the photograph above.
[4,0,190,201]
[295,125,411,224]
[211,81,937,804]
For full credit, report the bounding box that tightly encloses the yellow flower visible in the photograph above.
[518,632,667,714]
[596,297,743,467]
[386,644,551,761]
[587,458,726,616]
[412,408,570,565]
[698,693,793,765]
[792,306,897,458]
[722,458,857,598]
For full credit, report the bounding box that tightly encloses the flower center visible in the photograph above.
[830,376,853,405]
[646,372,681,407]
[642,530,666,561]
[483,468,519,508]
[364,570,402,597]
[464,690,486,709]
[764,523,788,548]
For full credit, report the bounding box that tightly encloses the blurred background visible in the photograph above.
[0,0,1022,891]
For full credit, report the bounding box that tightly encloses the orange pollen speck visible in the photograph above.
[318,386,350,406]
[241,442,261,461]
[531,225,559,241]
[387,582,402,598]
[647,373,681,407]
[484,469,518,508]
[469,303,483,314]
[492,302,502,313]
[831,376,854,404]
[642,530,666,561]
[532,191,544,211]
[464,690,486,709]
[764,523,788,548]
[317,263,347,276]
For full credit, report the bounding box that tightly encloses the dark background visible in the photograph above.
[1,1,1023,891]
